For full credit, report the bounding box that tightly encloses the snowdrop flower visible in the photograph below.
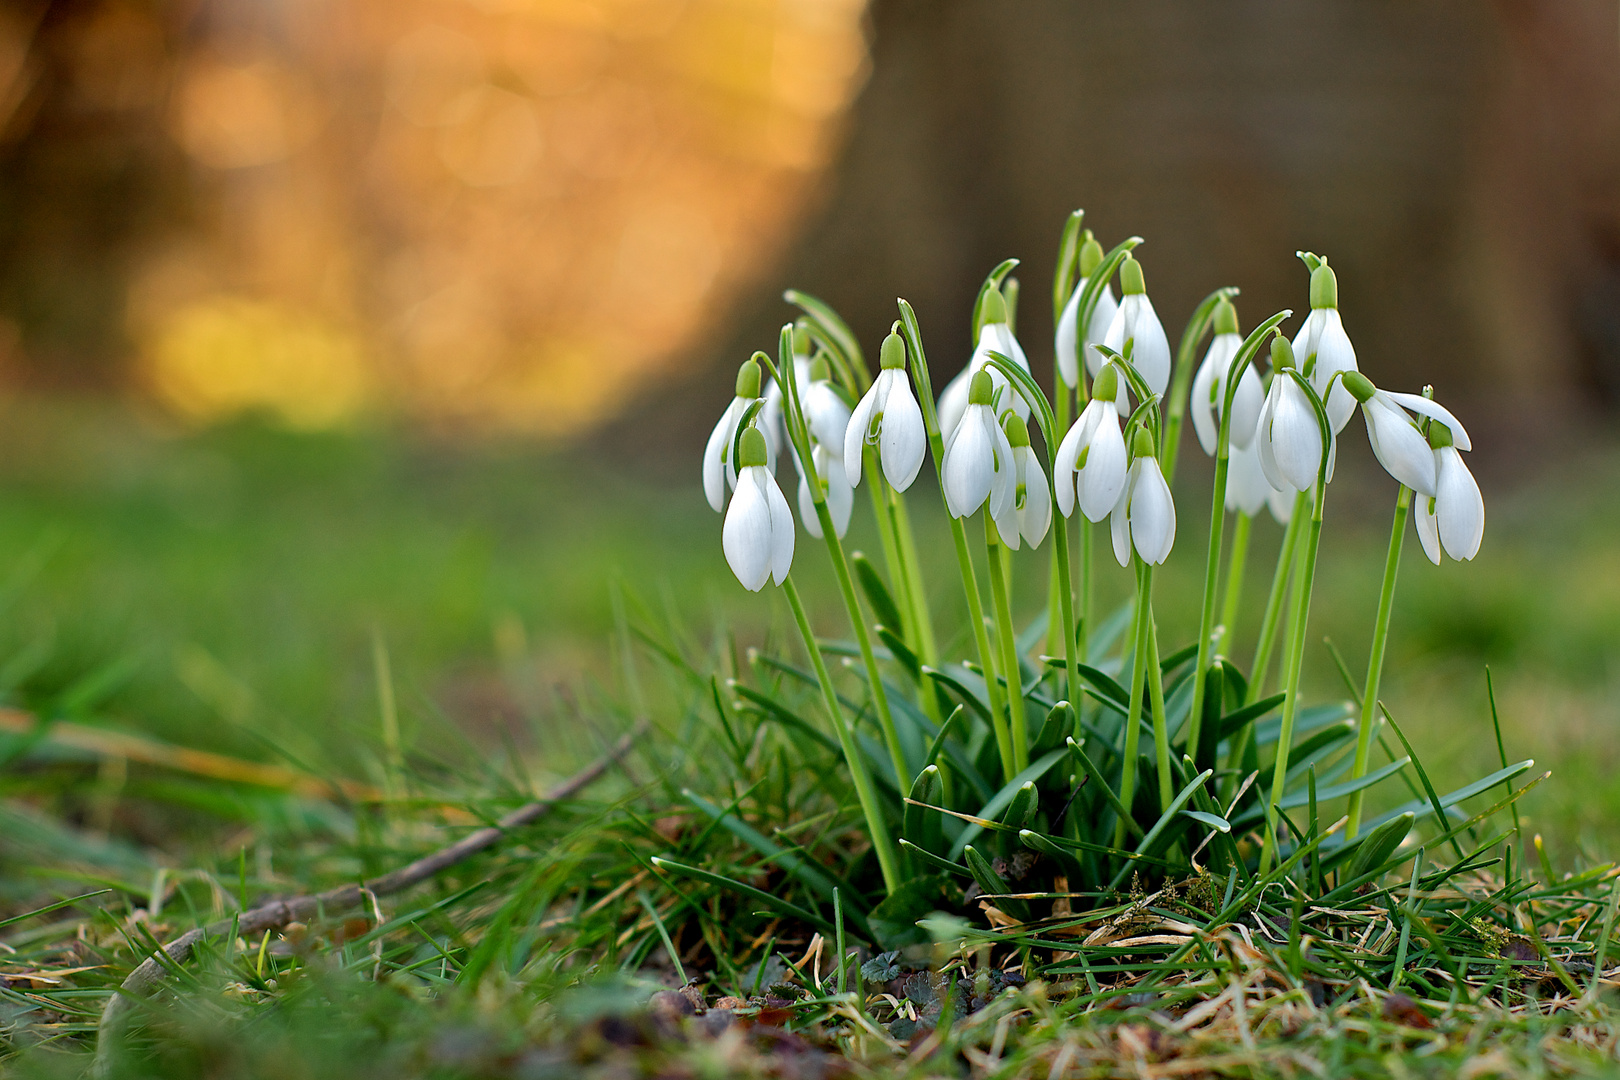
[1256,336,1326,494]
[1054,232,1120,388]
[704,357,770,511]
[1190,298,1264,455]
[941,371,1015,521]
[1053,362,1128,522]
[789,356,853,537]
[1413,411,1483,564]
[1225,439,1272,517]
[936,286,1030,440]
[844,331,926,491]
[1290,259,1359,433]
[991,415,1051,550]
[1110,426,1176,567]
[1101,254,1172,395]
[723,427,794,591]
[797,443,853,539]
[1341,372,1437,497]
[760,325,814,456]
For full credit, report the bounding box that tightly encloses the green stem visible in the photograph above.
[1219,512,1253,649]
[782,576,902,893]
[1051,495,1080,713]
[952,518,1011,776]
[1078,521,1092,663]
[1249,496,1306,699]
[888,489,938,670]
[1048,381,1073,664]
[1345,485,1412,838]
[865,464,913,644]
[1115,560,1152,849]
[1260,481,1327,876]
[1146,611,1172,811]
[985,517,1030,774]
[1185,448,1230,760]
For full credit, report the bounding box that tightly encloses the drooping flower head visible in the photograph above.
[1225,438,1272,517]
[1054,361,1128,522]
[722,426,794,591]
[1101,254,1172,396]
[791,355,853,538]
[1341,371,1437,497]
[1256,335,1326,494]
[1110,425,1176,567]
[1290,257,1359,433]
[1190,297,1263,455]
[844,330,927,492]
[937,285,1031,439]
[760,324,814,458]
[992,414,1051,550]
[703,356,770,511]
[1411,401,1483,564]
[941,370,1015,522]
[1054,231,1120,389]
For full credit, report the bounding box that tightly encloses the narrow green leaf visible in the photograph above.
[651,856,839,938]
[851,552,905,637]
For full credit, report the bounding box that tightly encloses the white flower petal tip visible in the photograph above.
[1190,333,1264,458]
[1102,293,1172,396]
[995,446,1051,550]
[941,404,1000,518]
[1108,457,1176,566]
[1053,397,1127,524]
[846,369,927,493]
[1362,394,1436,497]
[723,467,794,591]
[1385,391,1472,451]
[1225,440,1273,517]
[1257,375,1323,493]
[1056,276,1119,387]
[1434,446,1483,561]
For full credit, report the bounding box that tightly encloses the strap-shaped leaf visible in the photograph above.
[851,552,905,638]
[950,749,1068,859]
[651,856,845,938]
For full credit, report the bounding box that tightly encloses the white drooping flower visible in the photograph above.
[1054,232,1120,389]
[1412,407,1483,564]
[991,415,1051,550]
[791,356,853,537]
[1290,258,1359,433]
[1110,426,1176,567]
[844,331,927,491]
[797,443,854,540]
[1266,485,1296,526]
[1101,254,1172,396]
[760,325,814,458]
[723,427,794,591]
[704,357,770,511]
[1053,362,1129,522]
[1341,372,1437,496]
[1255,337,1326,494]
[1225,438,1273,517]
[941,371,1015,522]
[1190,297,1264,455]
[937,285,1030,440]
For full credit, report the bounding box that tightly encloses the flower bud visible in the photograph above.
[968,369,995,406]
[809,354,832,382]
[1341,370,1376,403]
[1002,414,1030,448]
[792,324,812,356]
[1428,422,1454,450]
[980,286,1008,326]
[1078,231,1103,277]
[735,357,762,399]
[1212,297,1239,336]
[1120,254,1146,296]
[1309,261,1339,309]
[738,426,769,467]
[1130,425,1155,459]
[879,331,906,370]
[1091,363,1120,403]
[1270,333,1296,371]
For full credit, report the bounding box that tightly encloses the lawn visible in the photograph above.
[0,397,1616,1076]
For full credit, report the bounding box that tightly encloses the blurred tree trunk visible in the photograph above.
[617,0,1620,470]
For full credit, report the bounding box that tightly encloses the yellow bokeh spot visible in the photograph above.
[144,297,374,429]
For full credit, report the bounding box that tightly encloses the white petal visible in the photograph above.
[843,379,881,489]
[1084,285,1119,379]
[723,467,775,591]
[703,399,739,512]
[1435,446,1483,560]
[988,413,1017,522]
[1225,439,1271,516]
[804,382,851,451]
[1130,458,1176,565]
[1077,403,1128,523]
[1308,310,1358,433]
[1018,447,1051,547]
[992,485,1021,549]
[761,381,785,465]
[942,406,994,517]
[1384,392,1471,451]
[880,378,927,491]
[1190,350,1220,457]
[1267,485,1295,526]
[1414,491,1442,565]
[1053,417,1083,518]
[823,448,854,539]
[936,367,970,442]
[1229,363,1264,450]
[1055,286,1082,388]
[765,469,796,585]
[1256,388,1285,492]
[796,470,823,539]
[1102,294,1172,396]
[1110,465,1136,567]
[1363,395,1435,496]
[1289,310,1324,380]
[1269,379,1324,492]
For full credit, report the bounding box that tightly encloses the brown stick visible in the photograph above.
[94,723,644,1070]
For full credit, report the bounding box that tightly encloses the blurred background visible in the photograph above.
[0,0,1618,860]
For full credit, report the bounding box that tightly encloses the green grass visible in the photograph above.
[0,399,1617,1076]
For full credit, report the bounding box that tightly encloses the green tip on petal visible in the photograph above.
[1342,370,1376,403]
[1078,231,1103,277]
[1120,254,1146,296]
[809,354,832,382]
[792,324,812,356]
[968,369,995,406]
[1427,422,1454,450]
[735,357,762,398]
[1002,413,1030,447]
[1092,363,1119,402]
[980,286,1008,326]
[1130,425,1156,459]
[1212,297,1239,336]
[738,426,769,467]
[1270,332,1296,371]
[880,331,906,370]
[1309,262,1339,309]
